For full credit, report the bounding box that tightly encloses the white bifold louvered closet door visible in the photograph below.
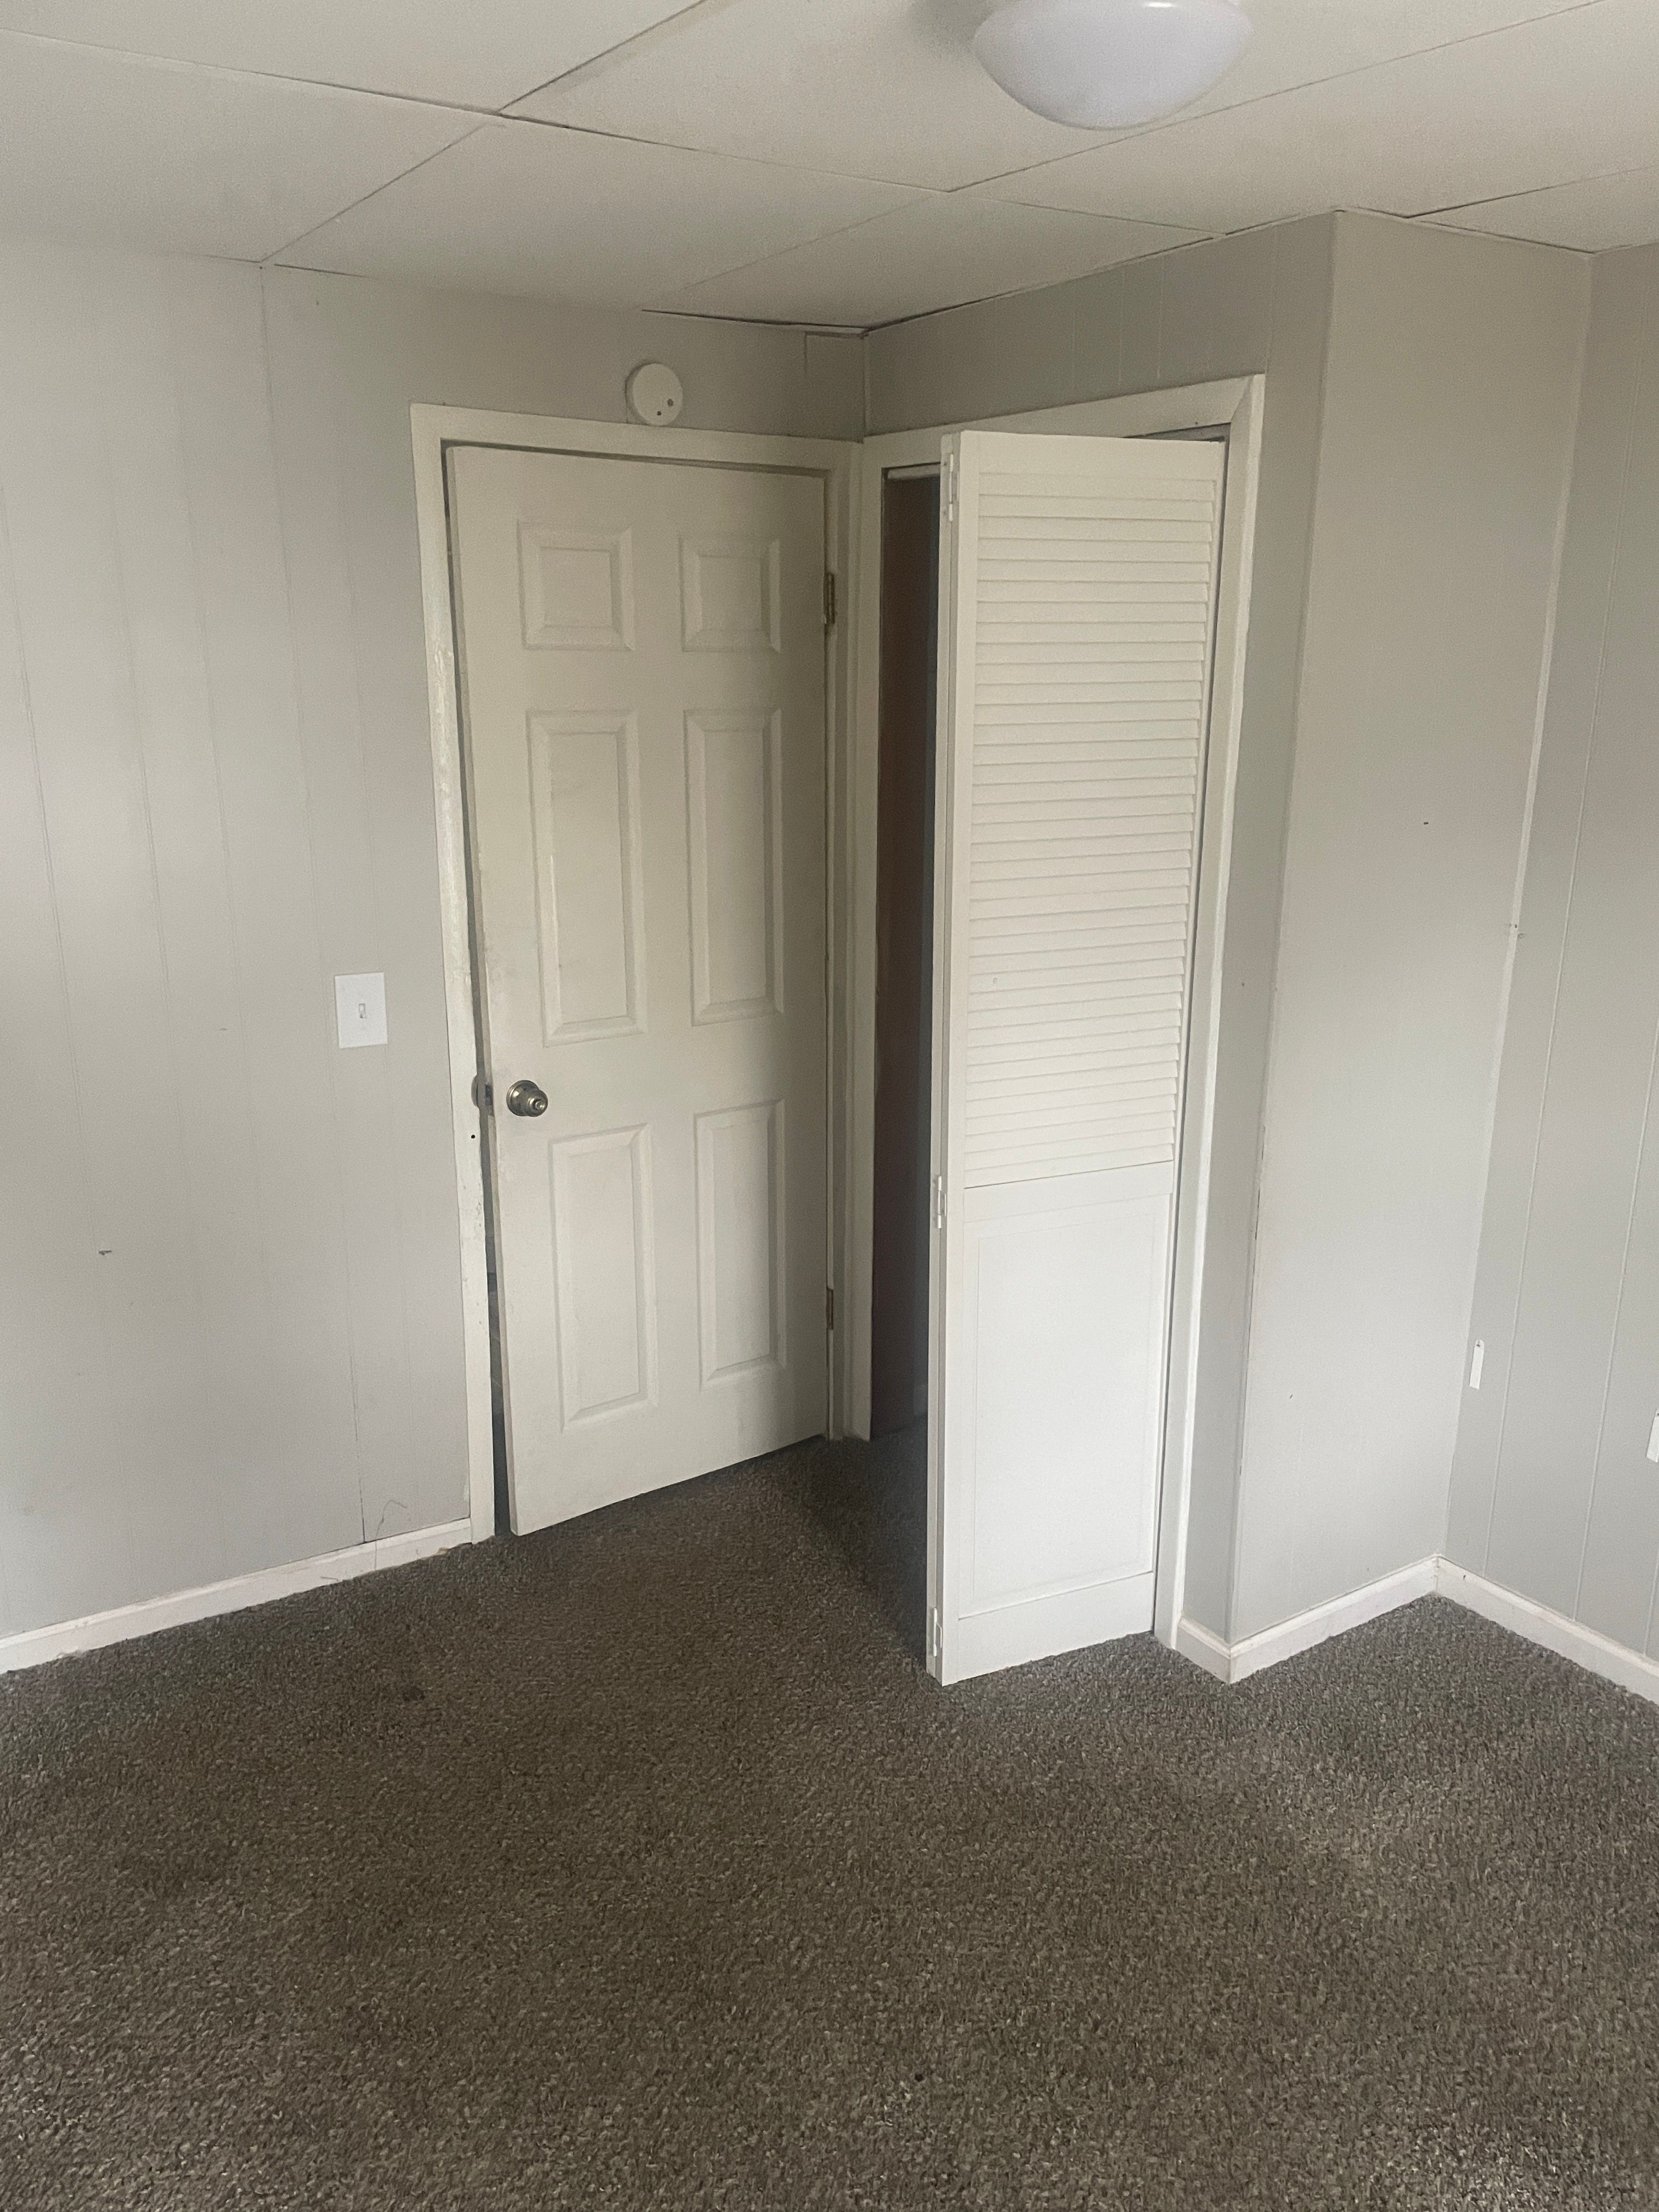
[928,430,1224,1684]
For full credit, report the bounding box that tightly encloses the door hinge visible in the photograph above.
[941,451,957,524]
[823,569,837,630]
[826,1285,835,1332]
[928,1608,941,1663]
[933,1175,946,1229]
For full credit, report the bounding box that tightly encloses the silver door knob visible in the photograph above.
[505,1079,549,1118]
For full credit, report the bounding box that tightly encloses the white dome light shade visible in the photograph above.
[973,0,1252,129]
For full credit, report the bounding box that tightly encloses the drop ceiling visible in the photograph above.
[0,0,1650,331]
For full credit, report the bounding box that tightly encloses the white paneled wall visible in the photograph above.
[0,247,380,1633]
[0,240,861,1643]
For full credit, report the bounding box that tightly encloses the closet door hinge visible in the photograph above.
[928,1609,941,1663]
[826,1285,835,1332]
[933,1175,946,1229]
[941,452,958,524]
[823,569,837,630]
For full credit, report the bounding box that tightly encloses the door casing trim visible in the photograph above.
[412,406,860,1544]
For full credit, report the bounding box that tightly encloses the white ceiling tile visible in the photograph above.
[274,120,922,308]
[0,2,703,110]
[0,33,475,262]
[513,0,1104,191]
[1153,0,1605,123]
[511,0,1598,195]
[1431,167,1659,253]
[662,193,1200,328]
[997,0,1659,233]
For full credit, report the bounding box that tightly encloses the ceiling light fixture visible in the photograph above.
[973,0,1252,129]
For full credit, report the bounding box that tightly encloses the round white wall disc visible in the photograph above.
[626,362,684,425]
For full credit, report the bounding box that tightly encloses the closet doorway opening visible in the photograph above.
[869,469,940,1442]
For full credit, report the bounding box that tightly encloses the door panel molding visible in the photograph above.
[449,443,828,1531]
[413,408,859,1545]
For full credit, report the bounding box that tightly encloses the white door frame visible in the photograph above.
[411,405,860,1545]
[844,376,1264,1646]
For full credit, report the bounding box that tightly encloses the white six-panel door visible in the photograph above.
[449,447,827,1532]
[929,430,1224,1683]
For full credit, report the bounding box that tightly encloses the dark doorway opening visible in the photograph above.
[869,471,940,1438]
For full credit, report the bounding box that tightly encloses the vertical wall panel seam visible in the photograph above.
[165,290,287,1556]
[1481,257,1655,1577]
[255,272,373,1543]
[94,291,231,1577]
[1449,255,1592,1562]
[0,484,101,1634]
[1577,1005,1659,1617]
[1224,215,1333,1640]
[317,288,422,1530]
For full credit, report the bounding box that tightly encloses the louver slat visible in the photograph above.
[961,464,1219,1188]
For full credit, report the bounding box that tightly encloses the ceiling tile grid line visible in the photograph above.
[0,3,1649,326]
[959,0,1618,201]
[265,118,932,315]
[658,191,1209,331]
[0,21,509,120]
[506,0,745,114]
[983,0,1659,234]
[0,27,481,264]
[263,126,492,267]
[514,0,1624,195]
[0,4,725,114]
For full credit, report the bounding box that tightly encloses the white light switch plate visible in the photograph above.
[335,972,387,1048]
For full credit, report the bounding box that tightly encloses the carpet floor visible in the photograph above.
[3,1430,1658,2210]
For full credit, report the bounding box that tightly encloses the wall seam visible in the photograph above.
[1480,257,1655,1577]
[256,268,374,1545]
[1444,255,1592,1562]
[94,281,233,1583]
[0,482,109,1636]
[312,281,424,1533]
[1578,1006,1659,1617]
[162,276,296,1581]
[1224,213,1338,1642]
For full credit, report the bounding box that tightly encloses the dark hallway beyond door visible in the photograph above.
[870,472,939,1437]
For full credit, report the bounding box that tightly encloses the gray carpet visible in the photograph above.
[3,1431,1658,2210]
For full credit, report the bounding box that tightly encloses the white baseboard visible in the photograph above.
[1172,1614,1232,1682]
[1175,1555,1438,1685]
[1435,1559,1659,1709]
[15,1522,1659,1717]
[0,1519,473,1678]
[1175,1552,1659,1711]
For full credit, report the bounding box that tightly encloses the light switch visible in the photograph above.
[335,972,387,1049]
